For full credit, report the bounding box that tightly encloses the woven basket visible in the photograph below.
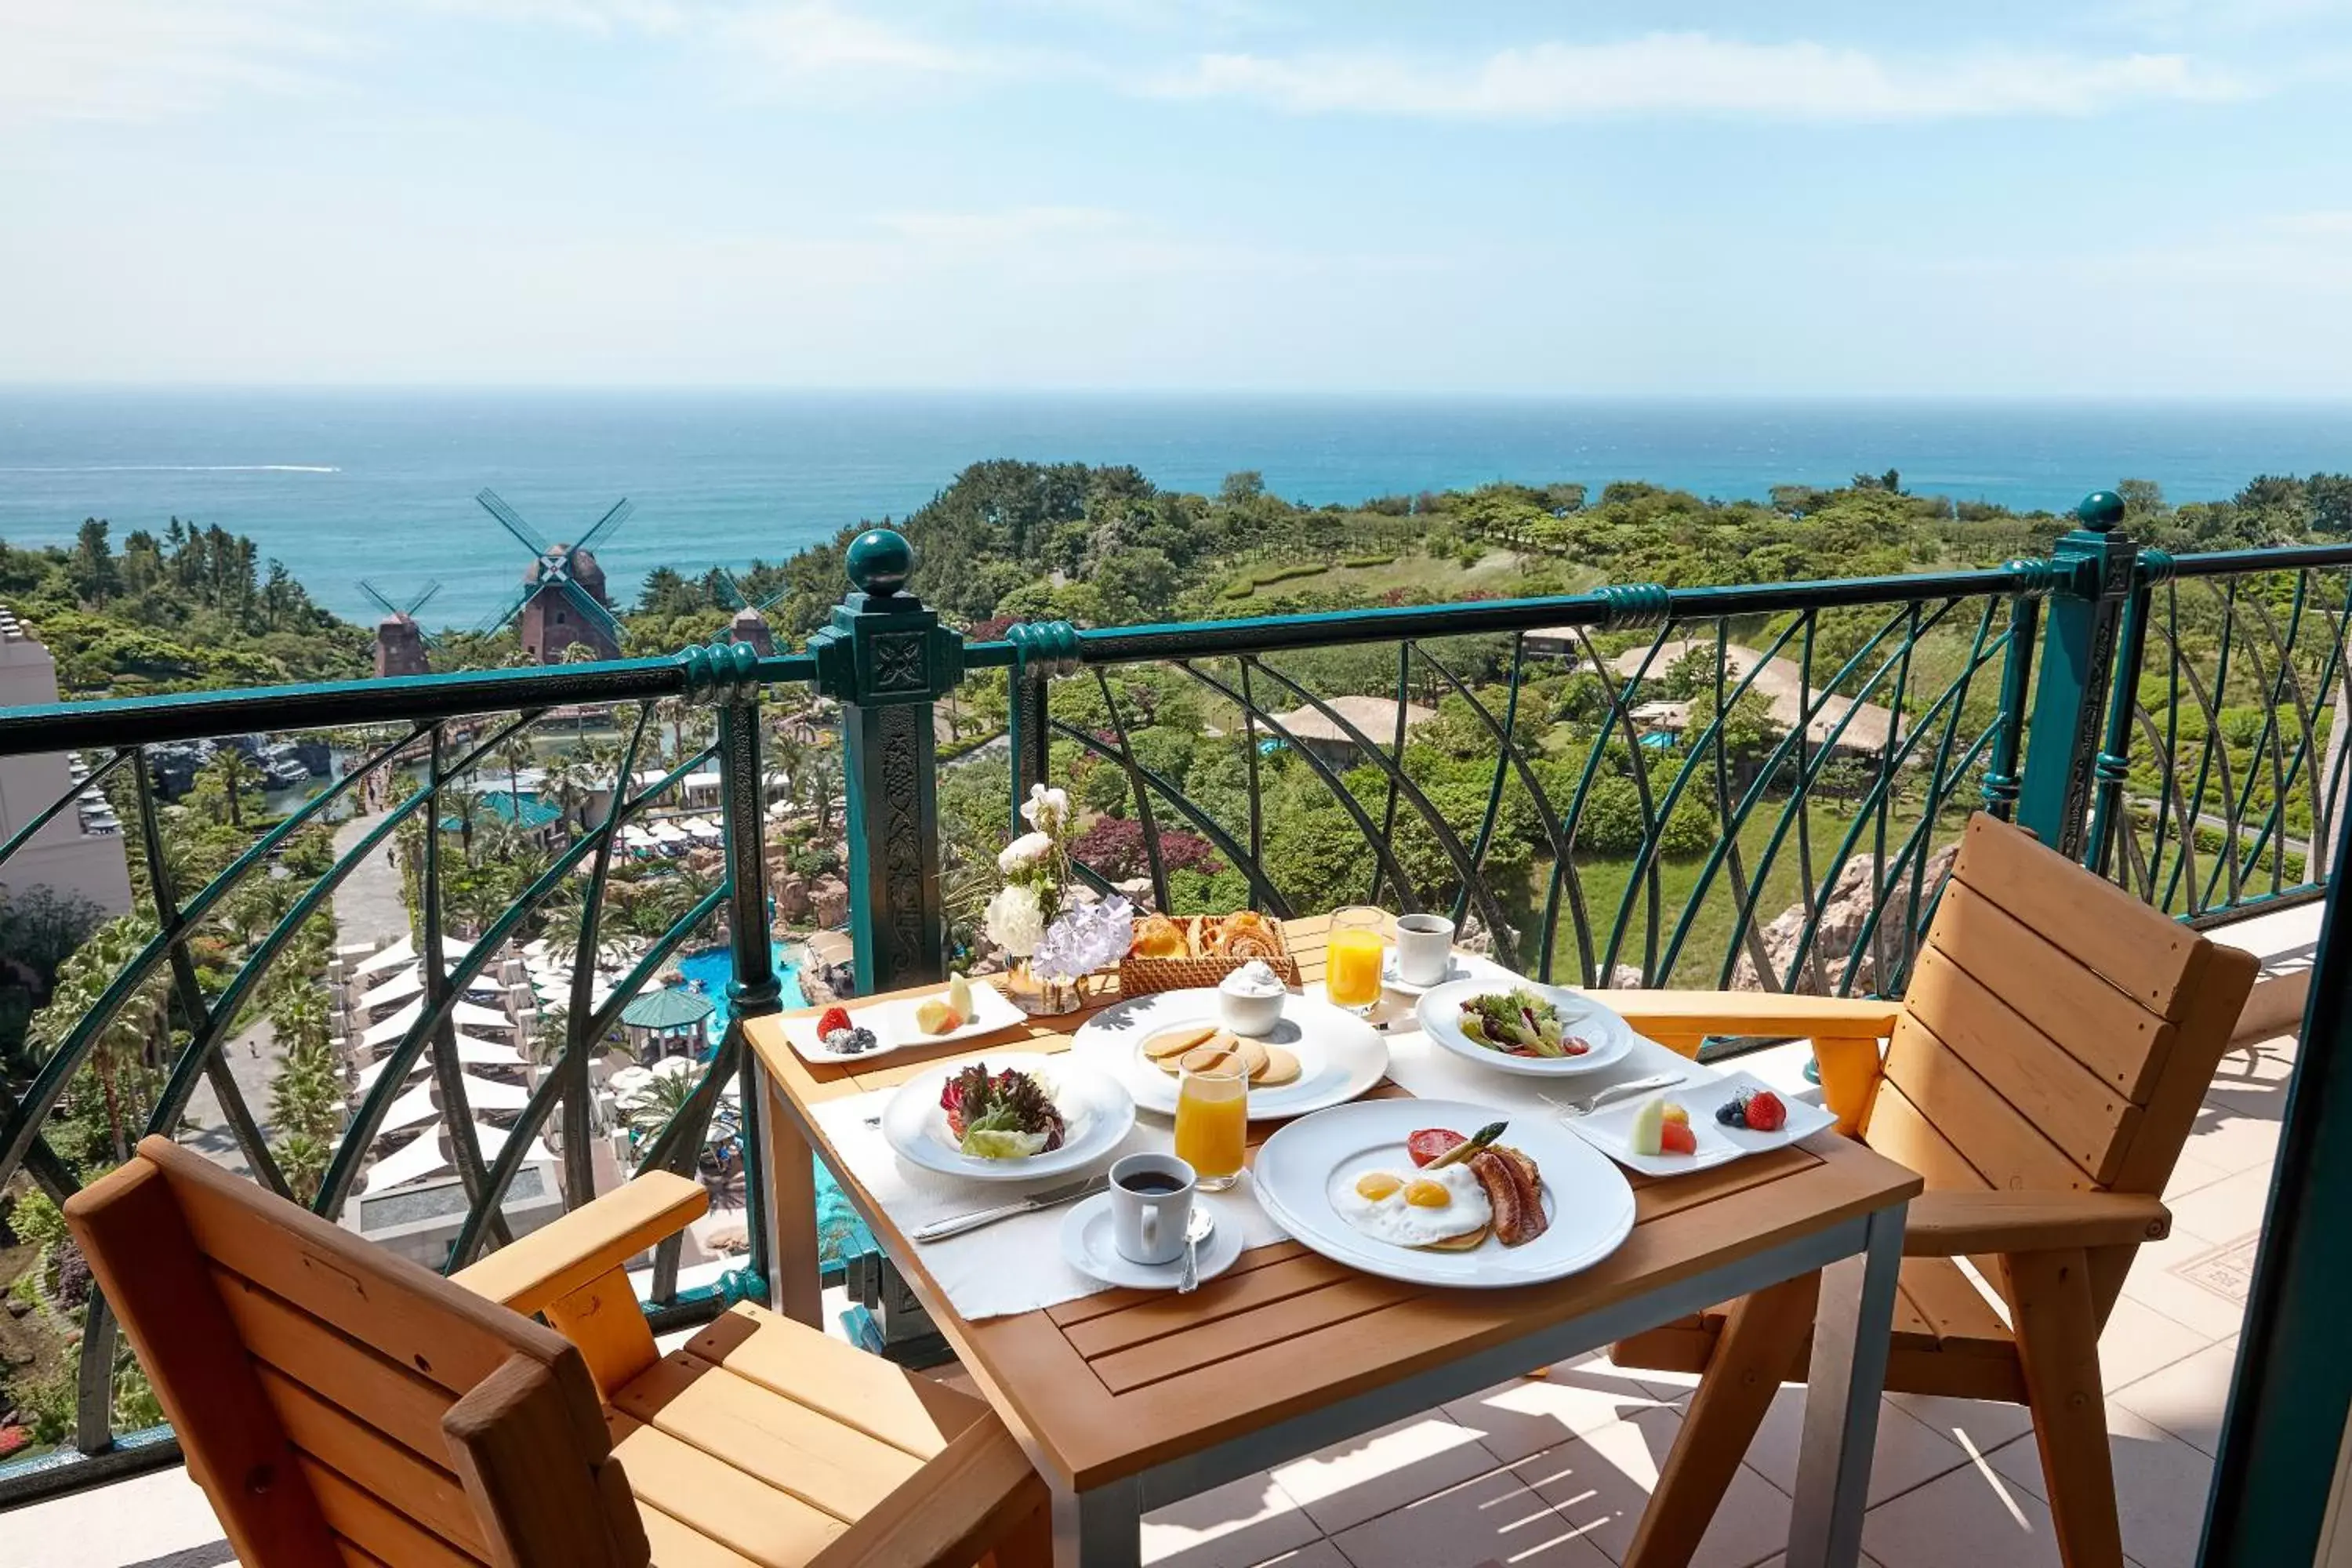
[1117,919,1301,997]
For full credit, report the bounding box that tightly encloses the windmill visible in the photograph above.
[714,568,789,656]
[360,579,443,677]
[474,489,632,663]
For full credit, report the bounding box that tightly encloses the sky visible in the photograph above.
[3,1,2352,395]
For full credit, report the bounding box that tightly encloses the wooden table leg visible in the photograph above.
[1786,1201,1906,1566]
[1051,1477,1141,1568]
[758,1065,825,1328]
[1624,1271,1820,1568]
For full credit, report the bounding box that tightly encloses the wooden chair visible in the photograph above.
[1594,813,2259,1568]
[65,1135,1051,1568]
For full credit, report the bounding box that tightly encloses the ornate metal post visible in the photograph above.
[2015,492,2137,858]
[2084,548,2172,876]
[808,531,964,993]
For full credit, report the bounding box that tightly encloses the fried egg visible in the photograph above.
[1331,1162,1491,1247]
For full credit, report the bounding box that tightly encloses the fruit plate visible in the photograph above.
[1415,978,1637,1077]
[777,981,1028,1065]
[1562,1069,1836,1178]
[1251,1098,1635,1289]
[1069,988,1389,1120]
[879,1058,1135,1184]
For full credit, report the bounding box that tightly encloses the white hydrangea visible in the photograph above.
[997,831,1054,877]
[985,882,1048,958]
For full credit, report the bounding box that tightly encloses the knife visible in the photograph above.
[910,1175,1110,1243]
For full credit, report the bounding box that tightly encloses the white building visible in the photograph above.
[0,608,133,916]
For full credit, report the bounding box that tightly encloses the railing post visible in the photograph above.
[1005,620,1080,833]
[2015,491,2138,858]
[808,531,964,993]
[2084,548,2172,877]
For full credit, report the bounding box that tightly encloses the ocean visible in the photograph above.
[2,388,2347,627]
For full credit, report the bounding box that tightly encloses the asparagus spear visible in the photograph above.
[1423,1120,1508,1171]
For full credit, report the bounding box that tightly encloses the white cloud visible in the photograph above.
[1151,32,2252,122]
[0,0,351,124]
[715,3,1000,83]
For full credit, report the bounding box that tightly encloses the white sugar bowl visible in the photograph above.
[1217,960,1288,1036]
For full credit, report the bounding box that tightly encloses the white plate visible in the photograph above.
[879,1058,1135,1184]
[1415,978,1636,1077]
[1251,1098,1635,1289]
[779,980,1028,1065]
[1070,988,1388,1120]
[1379,950,1515,997]
[1059,1192,1246,1290]
[1563,1070,1836,1177]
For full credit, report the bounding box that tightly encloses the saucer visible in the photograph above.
[1059,1192,1245,1290]
[1381,953,1472,996]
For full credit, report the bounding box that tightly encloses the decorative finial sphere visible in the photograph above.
[2077,491,2125,532]
[845,528,914,596]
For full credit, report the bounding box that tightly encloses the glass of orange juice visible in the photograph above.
[1324,906,1386,1014]
[1174,1059,1248,1191]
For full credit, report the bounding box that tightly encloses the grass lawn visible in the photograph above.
[1519,796,1974,991]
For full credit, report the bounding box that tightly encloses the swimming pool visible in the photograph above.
[666,942,861,1267]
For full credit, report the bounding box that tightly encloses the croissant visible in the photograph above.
[1128,913,1189,960]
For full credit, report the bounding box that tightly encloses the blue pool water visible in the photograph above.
[666,942,862,1265]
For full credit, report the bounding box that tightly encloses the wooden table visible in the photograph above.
[746,917,1921,1567]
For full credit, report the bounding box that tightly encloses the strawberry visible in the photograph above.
[1742,1090,1788,1133]
[815,1005,852,1038]
[1658,1121,1698,1156]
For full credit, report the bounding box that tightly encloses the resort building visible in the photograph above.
[0,608,131,916]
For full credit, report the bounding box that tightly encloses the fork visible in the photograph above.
[1541,1073,1686,1118]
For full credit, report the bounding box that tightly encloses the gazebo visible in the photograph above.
[621,985,716,1061]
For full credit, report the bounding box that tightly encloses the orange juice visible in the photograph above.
[1325,920,1385,1011]
[1175,1065,1247,1190]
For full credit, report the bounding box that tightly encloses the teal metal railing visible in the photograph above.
[1,492,2348,1501]
[0,642,802,1499]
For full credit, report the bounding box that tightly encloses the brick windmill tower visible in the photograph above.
[360,579,441,677]
[474,489,631,663]
[715,568,789,656]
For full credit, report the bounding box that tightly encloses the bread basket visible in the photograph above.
[1117,913,1302,997]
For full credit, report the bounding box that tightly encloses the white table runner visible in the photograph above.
[813,1013,1732,1323]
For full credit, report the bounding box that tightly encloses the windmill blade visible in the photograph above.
[357,579,404,620]
[713,568,750,611]
[756,583,791,612]
[477,488,553,557]
[479,583,535,637]
[571,496,634,559]
[405,581,445,619]
[555,576,626,648]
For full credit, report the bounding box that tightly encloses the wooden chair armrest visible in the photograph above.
[1900,1190,2171,1257]
[452,1172,709,1315]
[1580,990,1902,1040]
[808,1411,1047,1568]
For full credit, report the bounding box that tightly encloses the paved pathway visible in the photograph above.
[180,809,411,1174]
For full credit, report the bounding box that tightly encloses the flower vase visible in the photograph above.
[1009,961,1083,1018]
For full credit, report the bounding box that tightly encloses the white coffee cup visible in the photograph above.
[1393,912,1457,987]
[1109,1152,1195,1266]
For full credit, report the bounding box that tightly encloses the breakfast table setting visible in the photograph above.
[745,794,1914,1568]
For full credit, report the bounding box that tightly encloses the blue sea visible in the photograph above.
[2,388,2347,627]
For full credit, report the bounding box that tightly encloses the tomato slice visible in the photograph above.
[1407,1128,1465,1167]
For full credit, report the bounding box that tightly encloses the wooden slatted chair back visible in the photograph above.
[64,1135,649,1568]
[1860,814,2258,1212]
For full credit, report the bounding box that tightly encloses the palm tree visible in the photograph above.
[206,746,256,829]
[272,1131,332,1207]
[31,916,169,1163]
[539,751,596,838]
[802,751,840,837]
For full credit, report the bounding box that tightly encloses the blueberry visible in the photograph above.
[1715,1099,1747,1127]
